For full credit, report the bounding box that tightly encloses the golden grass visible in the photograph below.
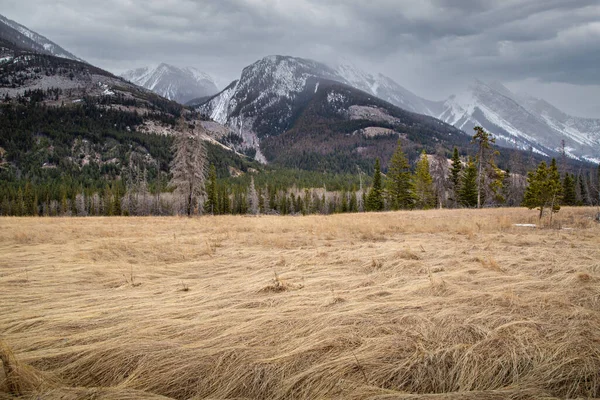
[1,207,600,399]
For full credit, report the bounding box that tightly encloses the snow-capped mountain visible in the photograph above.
[121,64,218,104]
[198,55,465,164]
[199,55,434,141]
[0,13,84,62]
[332,61,440,116]
[434,80,600,162]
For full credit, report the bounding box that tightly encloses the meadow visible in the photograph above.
[1,208,600,399]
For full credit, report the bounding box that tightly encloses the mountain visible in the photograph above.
[197,55,471,170]
[0,23,256,209]
[0,13,84,62]
[434,80,600,163]
[121,64,219,104]
[332,61,440,116]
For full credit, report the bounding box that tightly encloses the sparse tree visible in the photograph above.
[248,176,259,215]
[471,126,498,208]
[170,119,208,216]
[431,146,449,208]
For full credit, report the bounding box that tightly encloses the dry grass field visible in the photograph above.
[1,208,600,399]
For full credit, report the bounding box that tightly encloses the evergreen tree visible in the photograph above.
[414,150,435,209]
[577,173,591,206]
[523,158,562,220]
[204,164,218,215]
[349,188,358,213]
[449,147,462,206]
[471,126,497,208]
[386,141,414,210]
[459,157,478,208]
[366,158,384,212]
[562,173,577,206]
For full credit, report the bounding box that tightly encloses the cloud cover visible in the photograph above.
[2,0,599,117]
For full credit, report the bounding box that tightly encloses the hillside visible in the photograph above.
[197,56,471,169]
[0,34,257,212]
[260,80,470,172]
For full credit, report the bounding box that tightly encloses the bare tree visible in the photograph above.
[170,118,208,216]
[248,176,259,215]
[431,146,449,208]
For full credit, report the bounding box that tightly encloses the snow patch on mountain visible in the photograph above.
[435,80,600,162]
[0,14,84,62]
[121,63,218,104]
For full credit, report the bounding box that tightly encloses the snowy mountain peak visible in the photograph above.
[121,63,218,104]
[0,13,84,62]
[436,79,600,161]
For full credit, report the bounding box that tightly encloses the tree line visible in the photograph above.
[1,124,599,217]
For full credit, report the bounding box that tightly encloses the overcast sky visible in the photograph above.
[3,0,599,117]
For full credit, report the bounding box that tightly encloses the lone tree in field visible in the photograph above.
[366,158,384,212]
[386,140,414,210]
[170,119,208,216]
[523,158,562,220]
[414,150,435,209]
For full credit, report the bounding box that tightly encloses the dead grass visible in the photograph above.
[1,207,600,399]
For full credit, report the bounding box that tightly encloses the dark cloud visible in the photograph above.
[2,0,599,117]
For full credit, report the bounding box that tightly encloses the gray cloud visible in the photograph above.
[2,0,599,117]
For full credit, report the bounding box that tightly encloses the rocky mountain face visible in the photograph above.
[199,55,599,164]
[434,80,600,163]
[0,13,84,62]
[197,55,471,169]
[121,64,219,105]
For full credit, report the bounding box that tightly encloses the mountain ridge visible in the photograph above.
[121,63,219,105]
[0,13,84,62]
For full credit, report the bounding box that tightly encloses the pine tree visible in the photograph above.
[471,126,496,208]
[523,159,562,220]
[386,141,414,210]
[349,188,358,213]
[204,164,218,215]
[366,158,384,212]
[449,147,462,207]
[562,173,577,206]
[414,150,435,209]
[577,173,591,206]
[459,157,478,208]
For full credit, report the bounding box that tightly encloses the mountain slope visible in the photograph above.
[260,80,471,172]
[121,64,218,104]
[0,13,84,62]
[434,80,600,162]
[0,29,256,205]
[197,56,472,170]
